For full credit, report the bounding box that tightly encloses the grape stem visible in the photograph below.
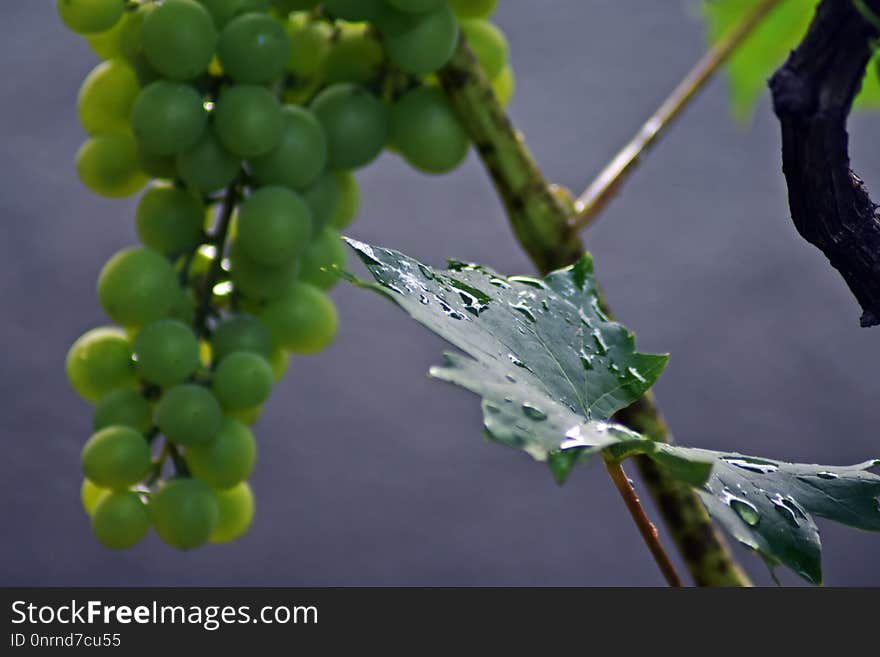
[439,38,752,586]
[603,457,682,587]
[146,442,170,486]
[569,0,786,231]
[194,181,240,337]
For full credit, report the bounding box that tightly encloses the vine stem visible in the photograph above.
[603,457,682,587]
[569,0,786,231]
[439,38,752,586]
[194,181,240,337]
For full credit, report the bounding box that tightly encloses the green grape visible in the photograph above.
[57,0,125,34]
[98,247,179,327]
[156,384,223,445]
[330,171,359,230]
[228,405,262,426]
[269,347,289,381]
[303,171,340,230]
[249,106,327,190]
[82,425,152,489]
[212,352,274,410]
[77,60,140,136]
[237,186,313,266]
[141,0,217,81]
[117,4,155,62]
[449,0,497,19]
[323,0,383,22]
[93,389,153,434]
[390,86,469,174]
[299,227,346,290]
[81,478,109,516]
[197,0,271,28]
[66,327,136,402]
[151,478,219,550]
[169,287,197,325]
[214,85,283,158]
[185,417,256,488]
[131,81,207,156]
[176,127,241,194]
[387,0,444,13]
[260,282,338,354]
[88,3,156,78]
[129,54,161,87]
[85,7,135,59]
[310,84,388,169]
[137,145,177,180]
[491,66,515,107]
[229,242,299,301]
[211,315,273,362]
[321,25,383,85]
[76,134,148,198]
[135,185,204,257]
[217,13,289,84]
[210,482,254,543]
[272,0,318,11]
[133,319,201,387]
[92,491,151,549]
[461,19,508,79]
[378,4,459,75]
[285,13,331,77]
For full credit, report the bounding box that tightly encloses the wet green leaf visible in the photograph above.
[346,239,880,584]
[675,449,880,584]
[344,239,676,482]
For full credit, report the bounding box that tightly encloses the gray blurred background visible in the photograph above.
[2,1,879,587]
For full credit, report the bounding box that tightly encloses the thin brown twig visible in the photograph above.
[603,457,683,587]
[570,0,786,231]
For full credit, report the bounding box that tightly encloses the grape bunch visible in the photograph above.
[59,0,513,551]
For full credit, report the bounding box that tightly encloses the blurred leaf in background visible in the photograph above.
[702,0,880,121]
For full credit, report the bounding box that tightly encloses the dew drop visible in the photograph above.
[508,275,546,289]
[767,493,804,527]
[816,471,838,480]
[508,353,526,368]
[509,302,536,322]
[722,490,760,526]
[579,349,594,370]
[522,403,548,421]
[419,294,429,305]
[731,499,760,526]
[722,458,779,475]
[437,299,465,320]
[591,329,609,355]
[627,366,647,383]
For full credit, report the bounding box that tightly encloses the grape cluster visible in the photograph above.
[59,0,513,550]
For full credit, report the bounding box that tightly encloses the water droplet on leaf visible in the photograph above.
[522,404,547,421]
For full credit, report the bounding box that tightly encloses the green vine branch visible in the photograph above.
[570,0,786,231]
[439,39,752,587]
